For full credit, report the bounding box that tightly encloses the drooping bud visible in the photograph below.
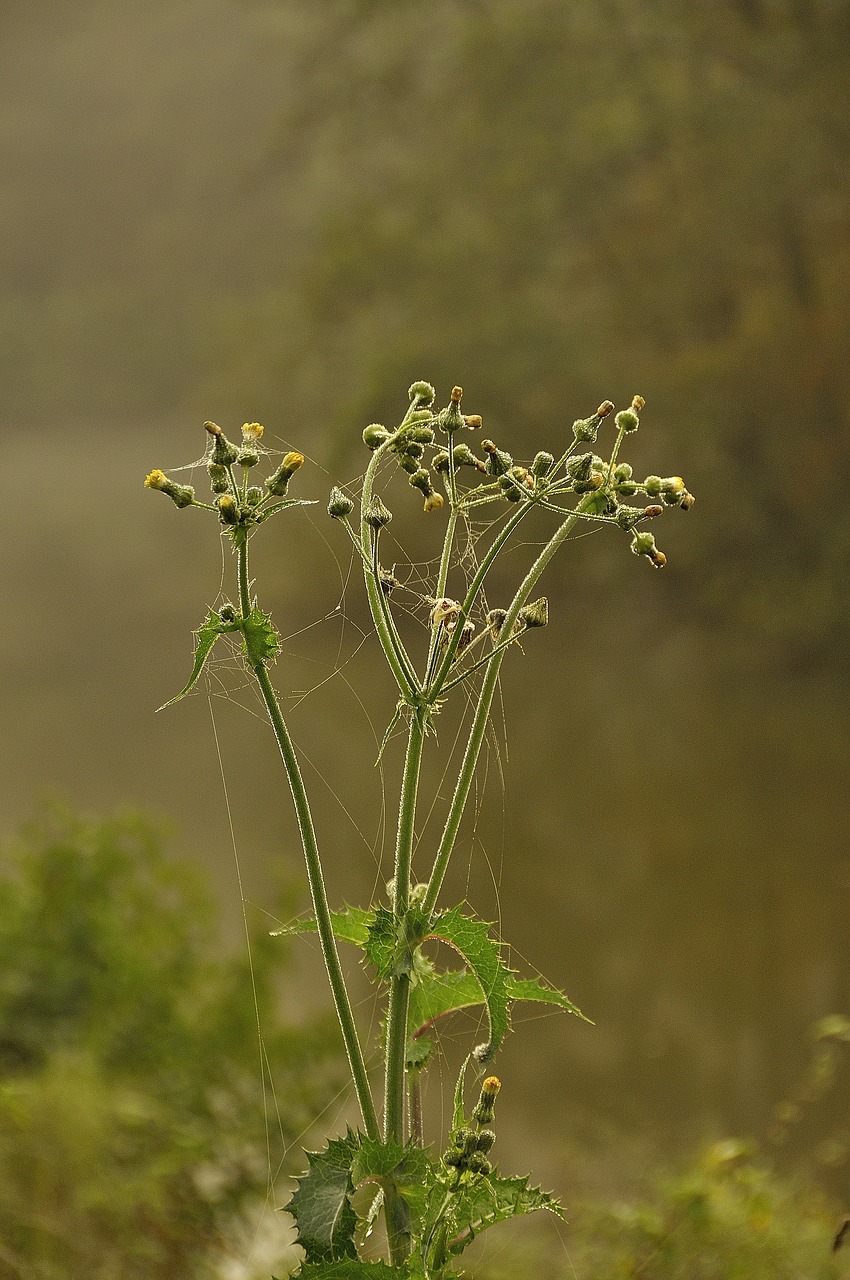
[615,505,646,531]
[363,423,391,451]
[631,530,667,567]
[328,486,354,519]
[486,608,508,639]
[205,421,240,466]
[482,440,513,477]
[408,380,436,409]
[644,504,664,518]
[423,491,445,513]
[266,452,304,496]
[408,467,435,497]
[217,494,240,525]
[452,443,487,472]
[679,489,696,511]
[365,495,393,529]
[463,414,483,430]
[518,597,548,628]
[399,451,422,474]
[144,470,195,509]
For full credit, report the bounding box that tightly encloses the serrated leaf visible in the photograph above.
[453,1055,470,1130]
[157,607,237,710]
[405,1034,434,1071]
[365,907,429,980]
[241,605,280,668]
[350,1137,438,1235]
[292,1263,408,1280]
[424,908,510,1061]
[289,1134,360,1262]
[408,969,589,1041]
[271,905,375,947]
[444,1172,564,1258]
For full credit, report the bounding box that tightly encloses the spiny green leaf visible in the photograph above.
[408,969,589,1041]
[288,1133,360,1262]
[351,1137,438,1234]
[157,607,237,710]
[240,605,280,668]
[424,908,510,1062]
[453,1055,470,1130]
[444,1172,564,1258]
[271,905,375,947]
[365,906,430,980]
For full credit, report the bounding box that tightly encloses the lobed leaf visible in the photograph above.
[157,607,237,710]
[444,1172,565,1258]
[288,1133,360,1262]
[271,905,375,948]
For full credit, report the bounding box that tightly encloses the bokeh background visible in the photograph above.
[2,0,849,1275]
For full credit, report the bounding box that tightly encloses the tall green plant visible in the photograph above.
[147,382,693,1277]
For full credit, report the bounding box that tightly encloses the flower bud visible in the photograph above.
[476,1129,496,1154]
[236,446,260,468]
[219,602,238,622]
[438,386,465,434]
[615,408,640,434]
[643,475,662,498]
[266,451,304,496]
[631,530,666,567]
[433,450,450,473]
[487,608,508,639]
[452,443,486,472]
[423,491,445,513]
[472,1075,501,1125]
[363,423,391,450]
[443,1149,463,1169]
[679,489,696,511]
[408,423,436,444]
[482,440,513,476]
[660,476,685,506]
[242,422,264,442]
[144,470,195,509]
[465,1152,492,1176]
[365,495,393,529]
[644,504,664,518]
[217,494,239,525]
[531,451,554,478]
[399,452,422,474]
[408,467,434,496]
[327,486,354,519]
[615,505,645,531]
[463,414,483,430]
[408,380,436,409]
[518,597,548,628]
[205,421,240,466]
[572,400,614,444]
[631,394,645,412]
[456,619,476,652]
[246,486,264,506]
[207,462,229,493]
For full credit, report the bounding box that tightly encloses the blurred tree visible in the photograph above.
[0,802,339,1279]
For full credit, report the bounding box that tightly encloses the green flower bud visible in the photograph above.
[144,470,195,508]
[246,486,264,506]
[466,1152,492,1176]
[452,443,487,472]
[566,452,593,483]
[236,446,260,468]
[327,486,354,519]
[615,505,645,531]
[572,400,614,444]
[399,452,421,474]
[518,597,548,628]
[405,409,435,427]
[363,423,391,450]
[365,495,393,529]
[207,462,229,494]
[443,1149,463,1168]
[408,423,436,444]
[643,475,663,498]
[615,408,640,433]
[437,385,465,434]
[409,467,434,496]
[614,463,633,481]
[531,451,554,478]
[660,476,686,505]
[433,450,450,473]
[408,380,436,409]
[204,421,240,466]
[453,1126,475,1152]
[217,494,239,525]
[266,451,304,496]
[219,602,238,622]
[476,1129,496,1154]
[482,439,513,476]
[631,529,667,567]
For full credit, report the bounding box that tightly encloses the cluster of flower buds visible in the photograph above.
[145,421,305,537]
[443,1077,501,1178]
[485,597,549,639]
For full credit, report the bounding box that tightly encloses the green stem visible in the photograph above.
[423,473,460,690]
[384,704,427,1264]
[422,501,588,915]
[371,531,420,694]
[427,501,533,700]
[236,534,380,1141]
[360,444,420,701]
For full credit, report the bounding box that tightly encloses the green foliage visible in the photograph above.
[0,802,338,1279]
[289,1134,361,1263]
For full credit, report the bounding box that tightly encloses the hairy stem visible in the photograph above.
[422,501,588,914]
[236,534,380,1140]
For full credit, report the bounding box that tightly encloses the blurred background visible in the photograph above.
[2,0,849,1275]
